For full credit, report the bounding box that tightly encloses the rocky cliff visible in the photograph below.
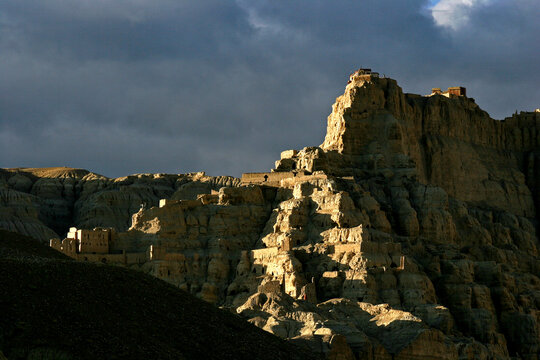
[278,74,539,219]
[2,71,539,360]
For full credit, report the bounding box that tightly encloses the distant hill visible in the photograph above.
[0,168,239,240]
[2,167,98,179]
[0,229,320,360]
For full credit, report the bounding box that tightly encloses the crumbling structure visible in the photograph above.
[50,227,114,256]
[348,68,379,84]
[50,227,146,264]
[429,86,467,97]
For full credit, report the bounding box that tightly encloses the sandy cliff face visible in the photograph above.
[316,75,538,218]
[120,167,538,359]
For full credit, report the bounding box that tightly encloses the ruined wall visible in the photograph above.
[77,229,111,254]
[241,172,299,186]
[74,252,146,265]
[320,225,363,243]
[49,238,77,256]
[251,247,279,261]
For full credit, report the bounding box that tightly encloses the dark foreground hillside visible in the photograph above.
[0,230,321,360]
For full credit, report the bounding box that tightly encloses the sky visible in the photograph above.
[1,0,538,178]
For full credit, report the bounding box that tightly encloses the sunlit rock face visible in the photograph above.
[2,71,539,359]
[318,73,538,218]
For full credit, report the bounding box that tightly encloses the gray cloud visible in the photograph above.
[1,0,538,178]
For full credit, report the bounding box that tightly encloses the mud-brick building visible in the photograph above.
[50,227,116,255]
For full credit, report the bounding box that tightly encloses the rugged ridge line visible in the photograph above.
[0,168,240,241]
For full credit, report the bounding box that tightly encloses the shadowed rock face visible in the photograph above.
[2,74,539,359]
[0,168,240,240]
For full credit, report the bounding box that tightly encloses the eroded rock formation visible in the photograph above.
[0,167,239,241]
[3,70,539,359]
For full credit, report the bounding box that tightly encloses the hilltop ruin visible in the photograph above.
[2,69,539,359]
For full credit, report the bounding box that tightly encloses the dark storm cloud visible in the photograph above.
[0,0,538,177]
[425,0,540,116]
[0,1,251,61]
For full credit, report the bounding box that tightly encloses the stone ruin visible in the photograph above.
[51,227,114,256]
[429,86,467,97]
[50,227,148,265]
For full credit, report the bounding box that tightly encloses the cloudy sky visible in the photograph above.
[1,0,538,178]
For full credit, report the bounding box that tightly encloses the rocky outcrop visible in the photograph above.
[116,73,538,359]
[114,166,537,359]
[278,74,538,220]
[111,185,270,305]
